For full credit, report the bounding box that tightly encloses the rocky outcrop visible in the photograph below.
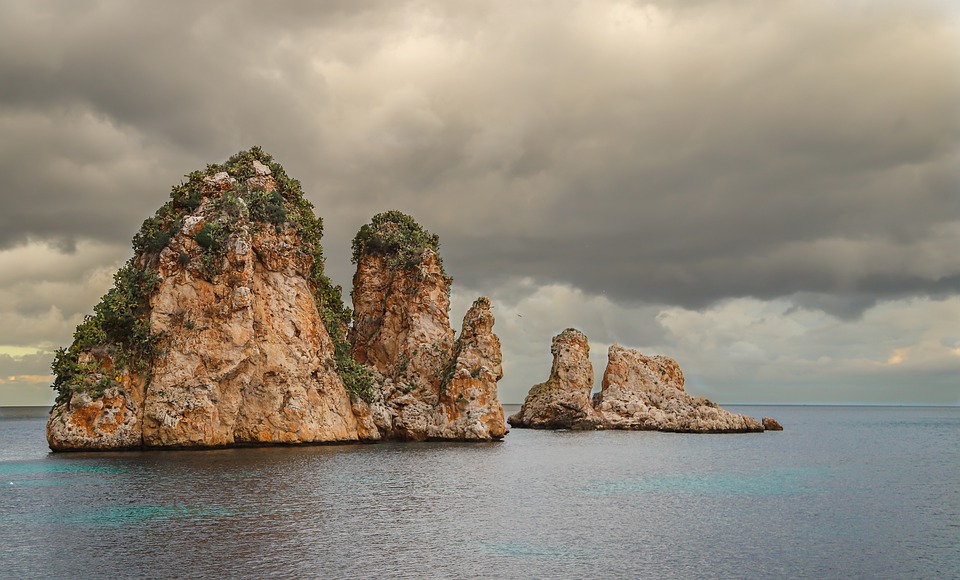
[509,330,769,433]
[437,297,507,439]
[47,154,508,451]
[762,417,784,431]
[507,329,600,429]
[595,345,764,433]
[48,150,359,450]
[349,212,505,441]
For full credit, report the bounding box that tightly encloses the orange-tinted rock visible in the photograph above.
[508,329,601,429]
[509,331,764,434]
[437,297,507,440]
[349,213,506,441]
[47,150,361,450]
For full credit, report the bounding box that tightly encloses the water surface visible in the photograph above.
[1,405,957,578]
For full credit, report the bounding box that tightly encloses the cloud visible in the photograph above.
[0,0,957,405]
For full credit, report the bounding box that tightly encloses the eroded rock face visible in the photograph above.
[47,150,361,450]
[141,211,359,448]
[509,330,769,433]
[595,345,764,433]
[349,214,506,441]
[508,329,600,429]
[46,353,145,451]
[437,297,507,440]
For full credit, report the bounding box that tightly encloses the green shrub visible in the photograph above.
[350,210,450,283]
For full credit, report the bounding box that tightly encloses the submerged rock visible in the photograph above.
[510,329,768,434]
[349,212,505,441]
[508,329,600,430]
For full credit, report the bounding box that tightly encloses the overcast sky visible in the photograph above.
[1,0,958,406]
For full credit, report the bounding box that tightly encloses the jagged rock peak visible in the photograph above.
[47,148,361,450]
[349,212,505,441]
[508,328,601,430]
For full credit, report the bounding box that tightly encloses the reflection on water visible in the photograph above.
[0,406,958,579]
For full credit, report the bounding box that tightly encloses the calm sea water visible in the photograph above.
[1,405,957,579]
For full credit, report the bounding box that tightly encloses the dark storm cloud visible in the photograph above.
[1,0,957,311]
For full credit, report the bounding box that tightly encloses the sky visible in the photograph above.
[1,0,958,406]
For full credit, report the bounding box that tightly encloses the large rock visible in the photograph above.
[437,297,507,440]
[349,212,505,441]
[595,344,764,433]
[48,149,362,450]
[509,330,768,433]
[508,329,601,429]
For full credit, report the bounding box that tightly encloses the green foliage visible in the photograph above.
[247,190,287,225]
[51,261,162,404]
[350,211,448,281]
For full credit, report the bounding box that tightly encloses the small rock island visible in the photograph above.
[47,148,505,450]
[509,329,769,433]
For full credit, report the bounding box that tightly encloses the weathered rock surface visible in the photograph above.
[596,345,764,433]
[762,417,784,431]
[349,213,506,441]
[48,150,360,450]
[509,330,770,433]
[437,297,507,440]
[508,329,600,429]
[47,155,508,451]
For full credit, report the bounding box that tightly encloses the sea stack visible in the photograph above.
[507,329,600,429]
[509,329,768,433]
[47,150,361,450]
[349,211,506,441]
[46,149,506,451]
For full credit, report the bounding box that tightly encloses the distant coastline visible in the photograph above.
[0,406,52,419]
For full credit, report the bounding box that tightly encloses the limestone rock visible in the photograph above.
[349,212,506,441]
[508,329,600,429]
[47,149,361,450]
[595,344,763,433]
[762,417,784,431]
[509,330,764,434]
[437,297,507,440]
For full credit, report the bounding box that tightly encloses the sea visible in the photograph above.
[0,405,957,579]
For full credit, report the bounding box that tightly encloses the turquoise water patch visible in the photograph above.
[0,461,127,476]
[586,468,826,497]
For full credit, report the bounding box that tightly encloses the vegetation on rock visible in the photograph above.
[51,147,378,405]
[351,210,450,284]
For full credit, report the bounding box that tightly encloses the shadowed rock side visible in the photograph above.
[349,213,506,441]
[509,330,768,433]
[48,150,360,450]
[762,417,784,431]
[507,329,600,429]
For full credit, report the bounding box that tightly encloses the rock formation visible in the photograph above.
[507,329,600,429]
[48,150,361,450]
[46,150,505,451]
[349,212,505,441]
[595,345,764,433]
[762,417,784,431]
[509,330,769,433]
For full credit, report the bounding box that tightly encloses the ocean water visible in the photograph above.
[1,405,957,579]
